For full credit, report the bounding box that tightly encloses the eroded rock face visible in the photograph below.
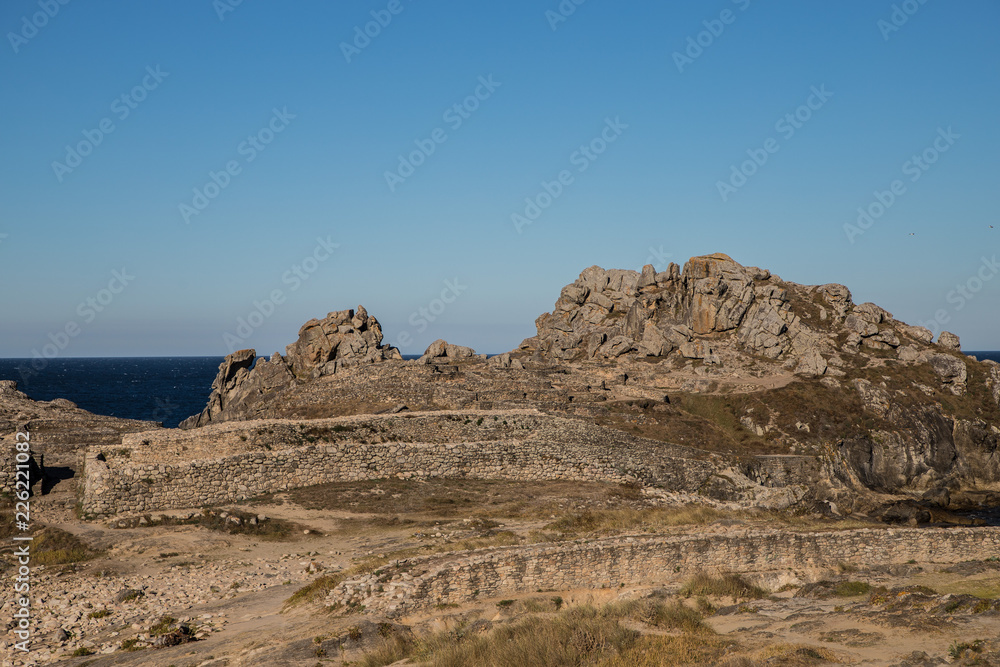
[927,353,968,395]
[0,380,28,400]
[518,254,986,410]
[180,306,400,428]
[937,331,961,350]
[521,254,854,372]
[985,361,1000,407]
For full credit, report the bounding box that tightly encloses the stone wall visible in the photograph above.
[80,411,717,517]
[743,455,821,488]
[326,526,1000,617]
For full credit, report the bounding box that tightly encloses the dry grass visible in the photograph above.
[31,526,101,565]
[359,597,837,667]
[0,516,101,566]
[605,598,714,634]
[930,576,1000,600]
[832,581,871,597]
[679,573,769,601]
[544,505,728,536]
[361,601,709,667]
[272,478,646,519]
[595,635,737,666]
[284,572,347,608]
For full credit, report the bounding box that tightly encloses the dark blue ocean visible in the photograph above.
[0,352,998,430]
[0,357,222,428]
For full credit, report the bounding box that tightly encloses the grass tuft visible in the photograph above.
[680,573,769,600]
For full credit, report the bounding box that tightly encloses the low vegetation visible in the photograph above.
[544,505,728,536]
[114,508,299,540]
[679,572,769,601]
[0,512,100,566]
[359,597,839,667]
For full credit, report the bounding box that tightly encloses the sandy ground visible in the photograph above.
[5,473,1000,667]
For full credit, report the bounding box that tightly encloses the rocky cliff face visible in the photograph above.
[520,253,949,377]
[179,306,400,428]
[517,254,1000,510]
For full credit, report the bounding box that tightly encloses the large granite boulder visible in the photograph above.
[285,305,401,378]
[419,339,476,363]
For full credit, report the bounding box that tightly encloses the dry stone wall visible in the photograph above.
[327,526,1000,617]
[80,411,717,517]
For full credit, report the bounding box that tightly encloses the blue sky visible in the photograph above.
[1,0,998,358]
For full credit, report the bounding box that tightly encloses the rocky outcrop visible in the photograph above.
[418,339,477,363]
[985,360,1000,407]
[926,353,968,395]
[0,380,28,400]
[285,305,401,378]
[518,254,978,394]
[521,254,821,364]
[178,350,295,428]
[180,306,399,428]
[170,256,1000,518]
[937,331,962,350]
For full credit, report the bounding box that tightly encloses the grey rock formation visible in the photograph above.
[520,253,878,370]
[420,339,476,363]
[180,306,399,428]
[285,305,401,378]
[937,331,961,350]
[927,353,968,395]
[985,360,1000,407]
[170,255,1000,521]
[0,380,28,400]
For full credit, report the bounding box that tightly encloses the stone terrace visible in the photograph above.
[328,526,1000,617]
[80,410,718,517]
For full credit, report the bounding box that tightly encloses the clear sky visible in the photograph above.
[1,0,997,358]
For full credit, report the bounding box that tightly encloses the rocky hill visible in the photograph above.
[522,253,966,381]
[173,253,1000,515]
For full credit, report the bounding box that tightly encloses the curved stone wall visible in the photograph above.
[326,526,1000,617]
